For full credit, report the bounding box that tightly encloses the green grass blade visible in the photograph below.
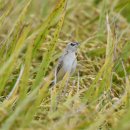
[0,1,14,28]
[32,0,67,57]
[0,0,32,59]
[0,25,30,95]
[20,79,51,127]
[32,12,65,90]
[18,41,33,102]
[1,88,38,130]
[84,15,114,102]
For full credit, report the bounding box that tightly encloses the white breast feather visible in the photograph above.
[63,52,76,73]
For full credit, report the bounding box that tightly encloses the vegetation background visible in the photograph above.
[0,0,130,130]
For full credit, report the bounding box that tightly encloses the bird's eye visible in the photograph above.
[70,43,75,46]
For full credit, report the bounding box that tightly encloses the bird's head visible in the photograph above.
[66,42,79,52]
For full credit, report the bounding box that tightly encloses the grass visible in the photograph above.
[0,0,130,130]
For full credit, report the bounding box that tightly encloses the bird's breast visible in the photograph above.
[63,53,77,72]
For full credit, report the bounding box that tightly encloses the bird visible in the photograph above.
[51,42,79,87]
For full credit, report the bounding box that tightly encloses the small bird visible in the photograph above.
[52,42,79,86]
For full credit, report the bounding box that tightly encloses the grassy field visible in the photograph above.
[0,0,130,130]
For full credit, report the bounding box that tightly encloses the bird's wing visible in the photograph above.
[56,51,68,74]
[56,55,64,75]
[54,51,68,84]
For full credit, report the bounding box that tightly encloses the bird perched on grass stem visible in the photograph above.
[51,42,79,87]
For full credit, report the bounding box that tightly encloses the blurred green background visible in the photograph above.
[0,0,130,130]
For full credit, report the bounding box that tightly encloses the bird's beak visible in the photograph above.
[76,42,79,46]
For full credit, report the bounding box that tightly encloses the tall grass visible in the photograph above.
[0,0,130,130]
